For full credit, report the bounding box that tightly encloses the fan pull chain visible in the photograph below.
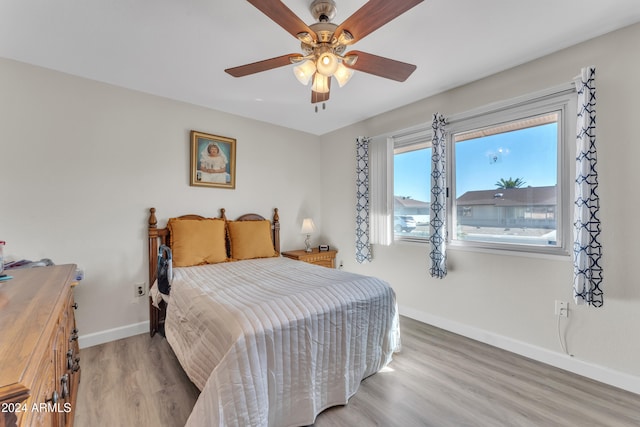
[314,103,327,113]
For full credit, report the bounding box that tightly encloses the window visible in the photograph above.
[453,113,559,246]
[448,87,575,255]
[385,84,575,255]
[393,128,432,241]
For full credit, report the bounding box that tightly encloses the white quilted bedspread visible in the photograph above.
[164,256,400,427]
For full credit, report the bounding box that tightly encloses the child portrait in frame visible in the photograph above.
[190,130,236,189]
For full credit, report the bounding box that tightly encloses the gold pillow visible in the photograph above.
[168,218,228,267]
[227,220,278,260]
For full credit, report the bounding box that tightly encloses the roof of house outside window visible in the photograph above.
[457,186,556,207]
[394,196,430,209]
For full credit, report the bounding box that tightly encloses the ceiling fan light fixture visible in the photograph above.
[296,32,315,45]
[311,73,330,94]
[316,51,339,76]
[335,30,354,46]
[293,60,316,86]
[342,54,358,67]
[333,62,354,87]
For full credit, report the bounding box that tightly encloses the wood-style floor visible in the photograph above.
[74,316,640,426]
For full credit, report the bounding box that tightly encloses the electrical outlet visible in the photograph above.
[555,300,568,317]
[134,282,146,298]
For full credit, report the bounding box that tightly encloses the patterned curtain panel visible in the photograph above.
[356,136,373,263]
[429,114,447,278]
[573,67,603,306]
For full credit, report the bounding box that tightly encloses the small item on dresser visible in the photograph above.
[157,244,173,295]
[318,244,330,252]
[75,267,85,281]
[4,258,54,269]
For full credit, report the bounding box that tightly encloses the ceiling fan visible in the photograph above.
[225,0,424,105]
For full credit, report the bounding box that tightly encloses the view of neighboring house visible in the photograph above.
[394,196,430,218]
[394,185,557,230]
[456,185,556,229]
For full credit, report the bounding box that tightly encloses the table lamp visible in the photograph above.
[300,218,316,252]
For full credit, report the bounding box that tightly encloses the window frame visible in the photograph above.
[446,84,576,257]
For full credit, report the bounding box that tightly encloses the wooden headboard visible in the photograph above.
[146,207,280,336]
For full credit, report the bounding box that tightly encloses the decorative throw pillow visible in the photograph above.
[227,220,278,260]
[168,218,228,267]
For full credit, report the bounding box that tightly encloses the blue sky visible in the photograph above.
[394,123,558,201]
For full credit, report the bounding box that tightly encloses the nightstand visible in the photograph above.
[281,248,337,268]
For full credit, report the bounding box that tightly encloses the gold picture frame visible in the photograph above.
[190,130,236,189]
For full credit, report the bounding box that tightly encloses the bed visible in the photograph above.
[147,207,400,426]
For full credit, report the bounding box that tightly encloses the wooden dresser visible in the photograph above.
[281,248,338,268]
[0,265,81,427]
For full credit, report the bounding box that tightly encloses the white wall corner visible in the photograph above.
[78,321,149,349]
[399,305,640,396]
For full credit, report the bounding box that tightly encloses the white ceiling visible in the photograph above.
[2,0,640,136]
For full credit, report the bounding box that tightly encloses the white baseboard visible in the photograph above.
[399,305,640,396]
[78,321,149,349]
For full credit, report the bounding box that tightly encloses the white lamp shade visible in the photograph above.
[333,62,354,87]
[293,60,316,86]
[300,218,316,234]
[316,51,339,76]
[311,74,330,94]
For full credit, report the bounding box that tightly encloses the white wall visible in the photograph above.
[0,58,323,344]
[320,23,640,392]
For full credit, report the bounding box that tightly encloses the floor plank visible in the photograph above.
[74,316,640,426]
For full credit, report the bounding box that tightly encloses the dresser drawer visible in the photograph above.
[20,349,58,427]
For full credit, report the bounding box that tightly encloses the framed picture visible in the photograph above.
[190,130,236,189]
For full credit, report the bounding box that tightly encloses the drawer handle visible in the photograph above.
[60,374,69,399]
[46,390,59,405]
[72,302,78,309]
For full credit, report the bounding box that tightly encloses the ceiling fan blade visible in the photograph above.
[311,78,331,104]
[345,50,416,82]
[247,0,315,40]
[311,90,330,103]
[335,0,424,44]
[225,54,303,77]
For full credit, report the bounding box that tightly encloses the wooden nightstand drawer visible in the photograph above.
[281,249,337,268]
